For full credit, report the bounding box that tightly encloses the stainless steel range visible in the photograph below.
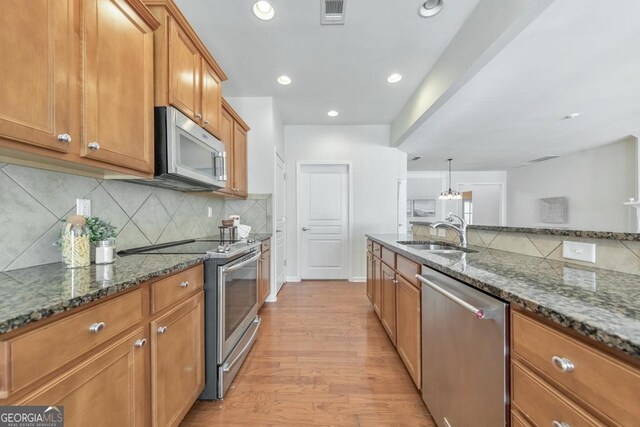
[118,237,262,399]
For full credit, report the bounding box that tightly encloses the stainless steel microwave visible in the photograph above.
[131,106,226,192]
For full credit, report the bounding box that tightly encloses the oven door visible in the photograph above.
[166,107,226,188]
[217,250,260,363]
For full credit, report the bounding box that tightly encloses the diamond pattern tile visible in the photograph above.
[131,194,171,244]
[102,180,153,217]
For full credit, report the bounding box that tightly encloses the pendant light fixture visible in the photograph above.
[439,158,462,200]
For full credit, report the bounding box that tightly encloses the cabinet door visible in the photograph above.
[381,263,397,346]
[201,59,222,139]
[82,0,154,173]
[366,253,373,303]
[217,107,235,194]
[259,249,271,304]
[17,328,147,427]
[151,292,204,427]
[396,275,421,389]
[232,123,248,197]
[168,18,201,122]
[0,0,74,153]
[372,258,382,318]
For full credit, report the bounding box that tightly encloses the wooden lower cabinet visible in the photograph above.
[259,248,271,306]
[380,263,397,346]
[16,327,147,427]
[151,291,204,427]
[366,252,374,303]
[372,257,382,318]
[396,275,421,388]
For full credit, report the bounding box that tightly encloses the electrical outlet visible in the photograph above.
[563,241,596,263]
[207,207,213,218]
[76,199,91,217]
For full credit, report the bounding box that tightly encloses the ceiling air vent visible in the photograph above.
[527,155,559,163]
[322,0,346,25]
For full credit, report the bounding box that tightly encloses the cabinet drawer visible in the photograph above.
[512,310,640,425]
[396,255,420,287]
[372,242,382,258]
[151,264,204,314]
[4,289,143,395]
[512,362,600,427]
[511,410,532,427]
[381,246,396,268]
[261,238,271,252]
[367,239,373,252]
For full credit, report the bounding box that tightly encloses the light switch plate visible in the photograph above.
[207,207,213,218]
[76,199,91,217]
[563,241,596,263]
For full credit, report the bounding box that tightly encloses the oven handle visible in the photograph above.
[222,251,260,274]
[223,317,262,373]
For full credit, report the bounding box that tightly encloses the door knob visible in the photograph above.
[57,133,72,143]
[88,142,100,150]
[302,227,310,231]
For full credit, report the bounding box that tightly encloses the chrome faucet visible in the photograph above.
[430,213,468,247]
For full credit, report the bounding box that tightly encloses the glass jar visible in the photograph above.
[95,239,116,265]
[62,216,90,268]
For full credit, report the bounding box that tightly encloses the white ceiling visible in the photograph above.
[402,0,640,171]
[175,0,480,125]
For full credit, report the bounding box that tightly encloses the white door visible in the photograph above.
[275,154,286,293]
[299,164,350,280]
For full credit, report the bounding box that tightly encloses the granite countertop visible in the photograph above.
[0,254,207,336]
[367,234,640,359]
[409,220,640,241]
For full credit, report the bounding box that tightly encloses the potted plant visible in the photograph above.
[85,216,118,264]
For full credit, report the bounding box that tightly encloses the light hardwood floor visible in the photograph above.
[181,281,435,426]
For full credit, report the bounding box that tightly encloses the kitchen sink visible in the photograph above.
[397,241,477,253]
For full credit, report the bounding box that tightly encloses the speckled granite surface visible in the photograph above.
[409,220,640,241]
[0,254,206,335]
[368,234,640,359]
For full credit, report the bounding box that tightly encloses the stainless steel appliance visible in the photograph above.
[131,106,226,192]
[417,267,508,427]
[118,236,261,400]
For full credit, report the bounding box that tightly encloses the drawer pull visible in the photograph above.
[552,421,570,427]
[134,338,147,348]
[89,322,106,333]
[157,326,168,335]
[180,281,190,288]
[552,356,575,372]
[57,133,72,143]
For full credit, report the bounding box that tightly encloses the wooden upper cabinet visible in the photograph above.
[151,292,204,426]
[168,18,201,121]
[0,0,74,153]
[218,107,235,194]
[81,0,156,174]
[232,122,248,197]
[201,59,222,138]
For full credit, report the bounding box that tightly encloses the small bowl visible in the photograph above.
[221,219,235,227]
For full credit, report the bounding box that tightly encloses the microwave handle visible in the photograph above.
[212,151,227,182]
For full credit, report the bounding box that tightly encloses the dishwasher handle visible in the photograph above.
[416,274,493,320]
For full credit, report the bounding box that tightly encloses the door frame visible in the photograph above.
[295,161,354,281]
[269,151,286,301]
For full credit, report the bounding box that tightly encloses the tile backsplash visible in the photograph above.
[0,163,270,272]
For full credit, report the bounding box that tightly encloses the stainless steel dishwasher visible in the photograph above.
[417,266,508,427]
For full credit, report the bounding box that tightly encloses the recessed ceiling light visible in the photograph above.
[277,75,292,85]
[252,1,274,21]
[418,0,443,18]
[327,110,339,117]
[387,73,402,83]
[563,112,581,119]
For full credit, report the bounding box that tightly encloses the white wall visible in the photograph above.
[408,170,507,223]
[285,125,405,281]
[507,138,637,231]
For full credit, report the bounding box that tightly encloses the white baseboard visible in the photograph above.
[286,276,301,282]
[265,294,278,303]
[349,277,366,283]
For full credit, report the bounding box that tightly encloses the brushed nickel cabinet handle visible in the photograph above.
[552,421,570,427]
[204,119,210,125]
[88,142,100,150]
[180,281,190,288]
[89,322,105,333]
[551,356,575,372]
[57,133,72,143]
[195,112,202,119]
[157,326,168,334]
[134,338,147,348]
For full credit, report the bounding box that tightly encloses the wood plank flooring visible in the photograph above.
[181,281,435,426]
